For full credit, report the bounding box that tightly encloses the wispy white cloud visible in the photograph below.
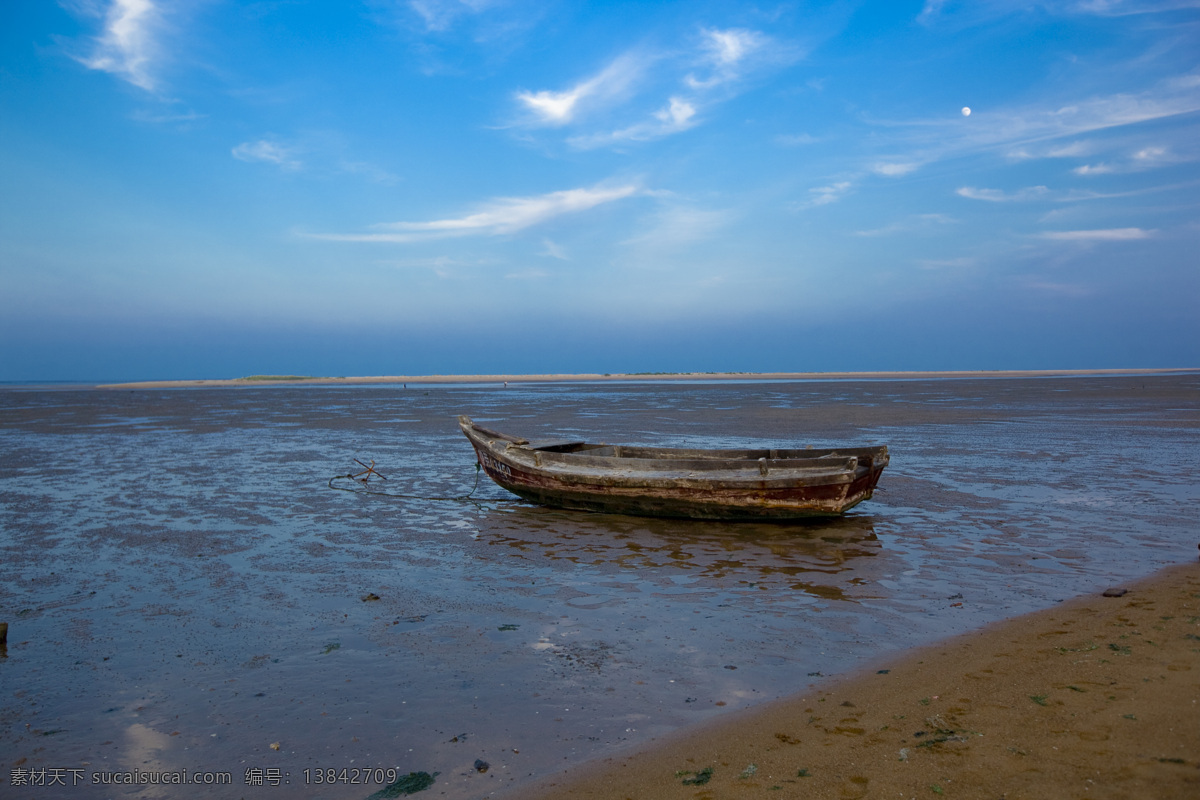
[805,181,854,207]
[516,54,646,126]
[232,140,303,170]
[1010,140,1096,160]
[684,28,769,89]
[916,0,950,25]
[872,75,1200,175]
[311,183,641,243]
[539,238,568,260]
[1069,0,1200,17]
[408,0,496,33]
[1039,227,1155,241]
[621,206,731,250]
[1072,162,1116,175]
[917,0,1200,26]
[1133,145,1171,164]
[1047,141,1094,158]
[516,26,796,149]
[957,185,1051,202]
[337,160,401,185]
[130,107,204,125]
[75,0,163,91]
[569,97,697,148]
[1073,145,1185,175]
[870,161,921,177]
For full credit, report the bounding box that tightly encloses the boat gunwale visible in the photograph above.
[459,416,888,469]
[457,414,889,518]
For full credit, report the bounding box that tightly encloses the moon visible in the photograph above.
[962,106,972,117]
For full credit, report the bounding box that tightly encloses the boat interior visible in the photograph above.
[461,417,886,466]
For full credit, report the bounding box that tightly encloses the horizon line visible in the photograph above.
[76,367,1200,390]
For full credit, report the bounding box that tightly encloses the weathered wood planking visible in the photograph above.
[458,415,888,520]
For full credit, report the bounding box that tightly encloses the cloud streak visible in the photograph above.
[515,26,796,149]
[311,183,641,243]
[408,0,496,33]
[864,74,1200,180]
[76,0,162,91]
[1039,227,1155,241]
[516,54,646,126]
[957,186,1051,202]
[568,97,698,148]
[804,181,854,207]
[232,140,303,170]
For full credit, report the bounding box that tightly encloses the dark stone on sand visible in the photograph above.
[0,622,7,645]
[1102,588,1129,597]
[474,759,489,773]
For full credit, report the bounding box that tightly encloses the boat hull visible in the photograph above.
[459,416,887,520]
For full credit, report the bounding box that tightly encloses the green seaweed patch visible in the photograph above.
[1108,643,1132,655]
[739,764,757,779]
[322,642,341,655]
[797,768,812,777]
[1158,757,1186,764]
[365,771,437,798]
[676,767,714,786]
[1030,695,1049,706]
[915,728,970,748]
[497,624,520,631]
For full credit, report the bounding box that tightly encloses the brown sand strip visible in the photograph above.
[94,368,1198,390]
[524,561,1200,799]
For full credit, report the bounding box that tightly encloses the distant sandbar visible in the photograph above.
[96,368,1198,390]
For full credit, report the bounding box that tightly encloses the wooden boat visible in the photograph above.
[458,415,888,520]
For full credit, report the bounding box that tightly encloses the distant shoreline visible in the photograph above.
[90,367,1200,390]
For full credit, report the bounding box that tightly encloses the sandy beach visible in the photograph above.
[94,367,1198,390]
[523,561,1200,799]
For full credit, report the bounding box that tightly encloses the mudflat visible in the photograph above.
[524,561,1200,799]
[2,376,1197,799]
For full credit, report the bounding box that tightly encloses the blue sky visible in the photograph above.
[2,0,1198,381]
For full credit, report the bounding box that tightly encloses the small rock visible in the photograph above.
[361,593,381,602]
[474,759,489,773]
[1102,588,1128,598]
[269,742,281,751]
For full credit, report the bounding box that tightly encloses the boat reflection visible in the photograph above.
[473,506,882,604]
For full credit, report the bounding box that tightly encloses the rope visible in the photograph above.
[328,462,502,509]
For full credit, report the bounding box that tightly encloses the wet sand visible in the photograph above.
[523,562,1200,799]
